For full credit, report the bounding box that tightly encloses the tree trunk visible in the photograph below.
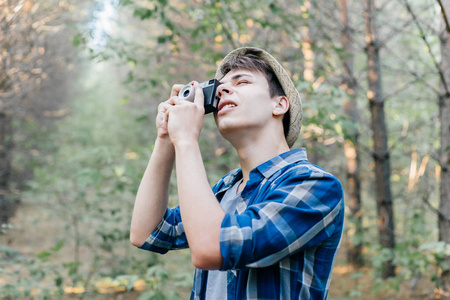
[338,0,364,268]
[438,0,450,296]
[301,1,315,84]
[0,112,13,225]
[300,0,322,165]
[364,0,396,278]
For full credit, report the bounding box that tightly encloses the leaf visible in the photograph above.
[50,240,65,252]
[119,97,131,105]
[334,123,343,136]
[133,8,155,20]
[63,262,80,276]
[135,115,148,122]
[119,0,133,5]
[157,0,168,6]
[189,41,205,52]
[146,265,168,282]
[37,251,52,261]
[116,274,139,291]
[157,36,166,44]
[114,166,125,177]
[55,276,63,287]
[165,20,174,31]
[72,33,86,47]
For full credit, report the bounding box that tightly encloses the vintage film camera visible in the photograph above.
[178,79,221,114]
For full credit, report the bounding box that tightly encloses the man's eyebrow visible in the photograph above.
[230,73,254,81]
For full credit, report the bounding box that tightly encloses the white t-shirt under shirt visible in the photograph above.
[205,179,243,299]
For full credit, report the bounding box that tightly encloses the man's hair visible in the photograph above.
[219,50,291,138]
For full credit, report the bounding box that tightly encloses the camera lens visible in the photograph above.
[179,84,195,102]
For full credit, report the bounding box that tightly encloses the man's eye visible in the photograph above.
[237,81,248,85]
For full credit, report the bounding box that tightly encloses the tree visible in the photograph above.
[364,0,396,278]
[402,0,450,293]
[338,0,364,267]
[0,0,76,225]
[0,0,43,224]
[0,111,13,224]
[437,0,450,296]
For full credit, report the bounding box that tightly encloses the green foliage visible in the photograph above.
[1,59,185,297]
[2,0,448,298]
[419,242,450,273]
[73,33,87,47]
[0,255,64,299]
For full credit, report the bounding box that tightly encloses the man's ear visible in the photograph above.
[273,96,289,116]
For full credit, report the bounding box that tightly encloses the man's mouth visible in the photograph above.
[221,104,236,110]
[218,100,237,113]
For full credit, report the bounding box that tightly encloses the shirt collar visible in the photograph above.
[215,168,242,198]
[215,148,308,196]
[255,148,308,178]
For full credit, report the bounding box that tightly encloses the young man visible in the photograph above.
[130,47,344,299]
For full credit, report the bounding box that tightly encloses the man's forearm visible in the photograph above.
[130,136,175,247]
[174,141,225,270]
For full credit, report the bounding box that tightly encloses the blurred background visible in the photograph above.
[1,0,450,299]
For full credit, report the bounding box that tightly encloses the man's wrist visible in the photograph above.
[156,135,172,146]
[154,135,175,156]
[173,138,199,152]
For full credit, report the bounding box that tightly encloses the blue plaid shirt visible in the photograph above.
[140,148,344,299]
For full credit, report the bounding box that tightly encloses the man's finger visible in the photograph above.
[192,81,205,107]
[166,96,180,106]
[170,84,186,97]
[158,102,172,113]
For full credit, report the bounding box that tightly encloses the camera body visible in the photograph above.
[178,79,221,114]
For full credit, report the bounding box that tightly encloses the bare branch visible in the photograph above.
[379,18,414,47]
[437,0,450,33]
[429,151,441,164]
[422,192,450,222]
[387,134,409,153]
[382,78,426,100]
[378,0,394,13]
[382,46,441,94]
[402,0,450,95]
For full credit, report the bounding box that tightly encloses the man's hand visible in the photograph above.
[132,85,190,247]
[166,81,205,147]
[156,84,185,139]
[159,81,223,270]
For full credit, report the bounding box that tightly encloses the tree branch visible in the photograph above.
[215,9,238,49]
[379,18,414,47]
[429,151,441,165]
[437,0,450,33]
[422,192,450,222]
[402,0,450,95]
[382,78,424,100]
[382,46,441,94]
[218,0,239,49]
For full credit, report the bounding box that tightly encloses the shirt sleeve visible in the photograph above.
[139,206,189,254]
[139,177,227,254]
[219,171,344,270]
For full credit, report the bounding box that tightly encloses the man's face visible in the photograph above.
[213,69,277,137]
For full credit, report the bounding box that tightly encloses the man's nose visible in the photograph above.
[217,83,233,98]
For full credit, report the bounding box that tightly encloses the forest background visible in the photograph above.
[1,0,450,299]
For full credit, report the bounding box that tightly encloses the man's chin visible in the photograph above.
[216,122,240,138]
